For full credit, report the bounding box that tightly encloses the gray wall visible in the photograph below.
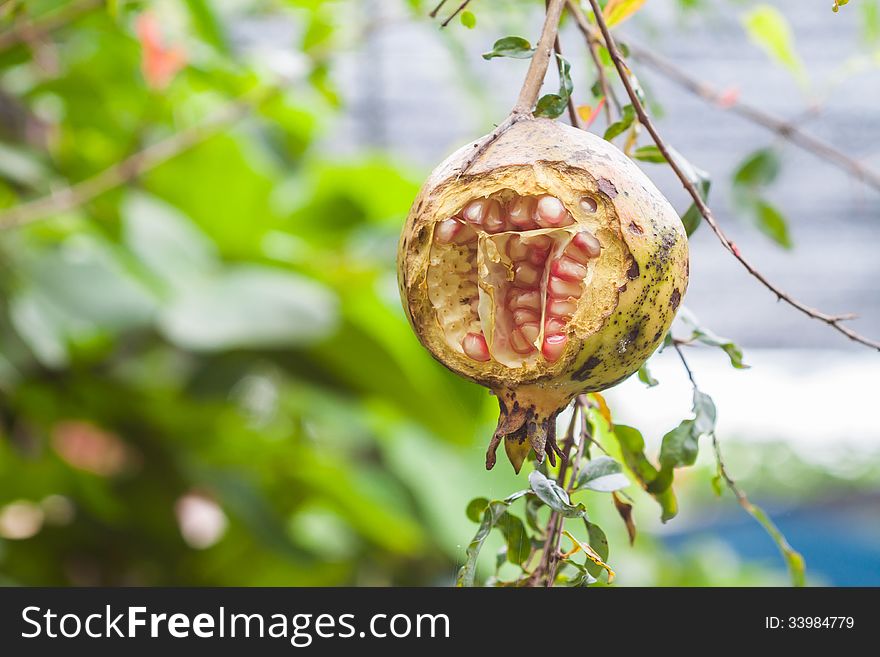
[332,0,880,350]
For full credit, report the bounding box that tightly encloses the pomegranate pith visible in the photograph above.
[398,118,689,473]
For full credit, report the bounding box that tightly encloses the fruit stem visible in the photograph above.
[513,0,567,116]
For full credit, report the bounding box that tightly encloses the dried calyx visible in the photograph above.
[398,119,689,473]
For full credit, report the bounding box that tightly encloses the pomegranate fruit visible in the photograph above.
[398,118,688,473]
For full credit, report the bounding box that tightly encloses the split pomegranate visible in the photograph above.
[398,118,689,473]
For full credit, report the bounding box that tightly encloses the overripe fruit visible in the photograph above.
[398,118,688,473]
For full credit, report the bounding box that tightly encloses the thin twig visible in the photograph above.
[0,88,278,230]
[0,0,102,53]
[455,0,567,176]
[429,0,449,18]
[711,434,805,586]
[672,342,806,586]
[627,43,880,194]
[585,0,880,352]
[566,0,619,122]
[440,0,472,28]
[513,0,566,115]
[672,342,697,388]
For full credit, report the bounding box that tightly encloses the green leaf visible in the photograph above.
[482,36,534,60]
[604,104,636,141]
[562,559,598,586]
[496,512,531,565]
[456,490,530,587]
[632,145,667,163]
[833,0,850,11]
[159,267,339,351]
[460,10,476,29]
[184,0,229,52]
[658,389,717,483]
[861,0,880,43]
[678,308,749,369]
[466,497,489,523]
[692,389,717,436]
[659,419,700,471]
[611,424,678,522]
[733,148,781,189]
[123,192,218,290]
[534,55,573,119]
[743,501,806,587]
[583,519,610,578]
[525,496,544,534]
[0,143,51,188]
[574,456,630,493]
[754,199,793,249]
[637,362,659,387]
[742,6,808,86]
[528,470,586,518]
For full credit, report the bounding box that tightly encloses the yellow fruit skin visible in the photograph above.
[398,118,688,471]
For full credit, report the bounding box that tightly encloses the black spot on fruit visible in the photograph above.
[670,288,681,310]
[572,356,602,382]
[627,259,640,280]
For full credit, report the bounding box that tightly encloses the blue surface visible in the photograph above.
[660,498,880,586]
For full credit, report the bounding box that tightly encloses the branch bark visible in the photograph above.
[583,0,880,352]
[0,0,103,53]
[454,0,567,176]
[566,0,618,122]
[626,43,880,194]
[439,0,472,28]
[0,89,276,230]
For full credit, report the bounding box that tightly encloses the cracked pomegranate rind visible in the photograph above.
[398,118,689,473]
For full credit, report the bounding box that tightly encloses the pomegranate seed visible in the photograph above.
[542,334,568,362]
[434,219,461,244]
[551,256,588,281]
[549,275,581,298]
[536,195,567,227]
[547,298,577,317]
[462,332,490,361]
[462,199,486,225]
[508,196,537,229]
[571,230,601,259]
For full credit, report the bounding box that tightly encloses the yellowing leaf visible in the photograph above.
[603,0,647,28]
[589,392,613,426]
[576,105,593,122]
[562,530,615,582]
[742,6,808,87]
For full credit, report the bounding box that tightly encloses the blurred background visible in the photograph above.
[0,0,878,587]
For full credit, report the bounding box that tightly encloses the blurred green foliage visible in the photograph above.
[0,0,515,585]
[0,0,875,588]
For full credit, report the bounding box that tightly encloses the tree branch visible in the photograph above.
[627,43,880,194]
[0,89,277,230]
[453,0,567,176]
[429,0,449,19]
[439,0,472,28]
[671,344,806,586]
[0,0,103,53]
[584,0,880,352]
[566,0,618,122]
[513,0,566,115]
